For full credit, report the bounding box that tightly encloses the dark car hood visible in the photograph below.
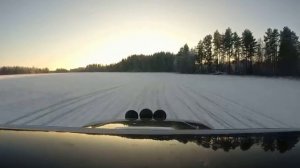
[0,124,300,168]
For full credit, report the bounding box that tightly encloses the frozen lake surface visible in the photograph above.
[0,73,299,129]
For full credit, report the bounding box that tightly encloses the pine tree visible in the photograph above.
[203,35,213,72]
[242,29,257,74]
[213,30,222,71]
[232,32,242,73]
[175,44,195,73]
[224,28,234,73]
[271,29,280,74]
[264,28,279,75]
[256,38,264,74]
[278,27,299,75]
[256,38,264,64]
[196,40,205,72]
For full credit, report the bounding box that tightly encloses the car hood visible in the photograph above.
[0,128,300,168]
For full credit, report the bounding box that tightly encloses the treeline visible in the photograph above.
[70,26,300,76]
[194,26,300,76]
[1,26,299,76]
[70,52,175,72]
[0,66,49,75]
[0,66,72,75]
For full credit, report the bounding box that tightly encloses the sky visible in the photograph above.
[0,0,299,70]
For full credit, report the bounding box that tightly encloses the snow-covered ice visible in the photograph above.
[0,72,299,129]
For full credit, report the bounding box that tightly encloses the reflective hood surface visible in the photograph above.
[0,129,299,168]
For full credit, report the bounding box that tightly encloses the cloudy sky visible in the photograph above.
[0,0,299,69]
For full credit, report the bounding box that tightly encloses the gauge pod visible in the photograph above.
[125,110,138,121]
[139,109,153,121]
[153,110,167,121]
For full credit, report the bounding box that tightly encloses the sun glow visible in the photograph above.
[73,30,182,67]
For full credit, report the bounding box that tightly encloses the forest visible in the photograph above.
[1,26,300,76]
[0,66,49,75]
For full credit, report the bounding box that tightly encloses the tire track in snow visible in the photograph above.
[175,85,232,128]
[45,87,124,126]
[198,92,272,128]
[127,81,158,113]
[155,83,163,109]
[165,79,213,126]
[85,84,133,123]
[38,86,123,126]
[180,84,261,128]
[162,81,180,120]
[208,92,289,127]
[114,79,164,120]
[5,85,122,125]
[88,86,132,122]
[185,85,289,128]
[112,83,149,120]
